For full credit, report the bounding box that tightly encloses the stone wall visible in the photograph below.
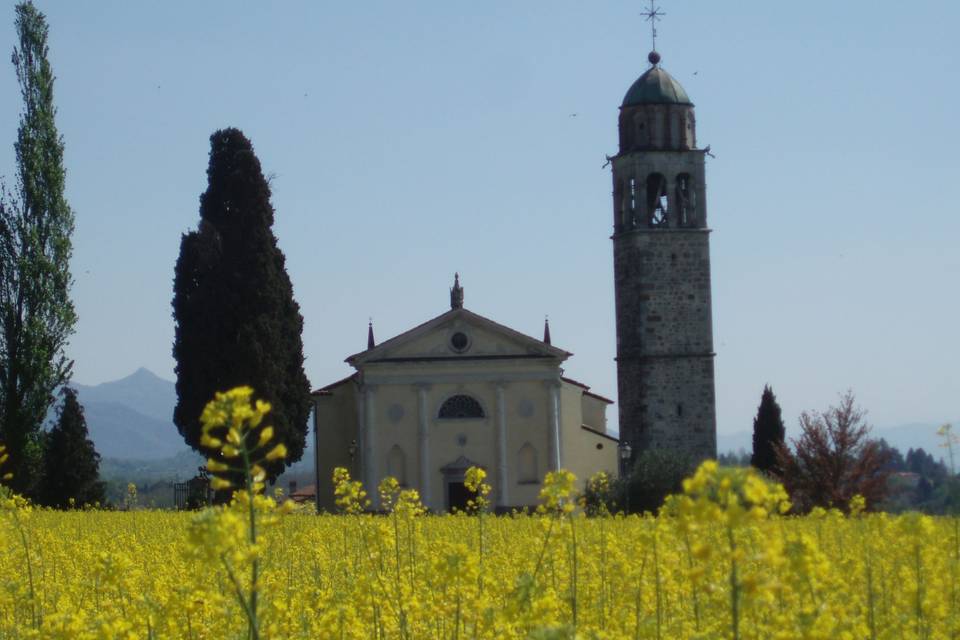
[613,228,717,461]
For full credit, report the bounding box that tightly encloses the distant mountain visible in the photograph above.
[75,367,176,424]
[82,401,184,460]
[71,367,315,476]
[71,368,186,462]
[719,420,958,461]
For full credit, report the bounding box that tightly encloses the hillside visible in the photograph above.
[71,369,314,493]
[72,368,185,461]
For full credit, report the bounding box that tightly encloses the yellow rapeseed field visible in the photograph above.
[2,480,960,639]
[1,392,958,639]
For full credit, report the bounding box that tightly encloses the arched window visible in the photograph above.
[646,173,668,227]
[675,173,695,227]
[387,445,407,485]
[438,395,485,419]
[518,442,539,484]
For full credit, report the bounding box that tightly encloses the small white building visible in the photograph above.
[312,276,618,512]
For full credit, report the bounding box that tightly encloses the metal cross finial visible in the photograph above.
[642,0,665,54]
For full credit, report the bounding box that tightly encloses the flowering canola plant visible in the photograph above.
[2,400,960,638]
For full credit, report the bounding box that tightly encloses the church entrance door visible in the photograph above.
[447,481,474,512]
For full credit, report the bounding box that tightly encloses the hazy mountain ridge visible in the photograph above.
[75,367,176,424]
[74,368,314,481]
[72,368,187,462]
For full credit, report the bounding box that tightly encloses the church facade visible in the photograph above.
[312,277,618,512]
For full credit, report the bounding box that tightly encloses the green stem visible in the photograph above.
[240,440,259,640]
[653,532,662,640]
[12,509,38,629]
[683,529,701,632]
[600,517,607,630]
[532,517,557,580]
[728,526,740,640]
[221,554,257,631]
[915,543,924,638]
[569,514,578,630]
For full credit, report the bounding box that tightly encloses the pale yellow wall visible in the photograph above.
[367,383,419,489]
[313,382,359,511]
[569,427,619,487]
[559,382,618,492]
[503,380,551,508]
[423,383,495,509]
[582,395,609,433]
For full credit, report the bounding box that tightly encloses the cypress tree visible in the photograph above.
[40,388,104,508]
[750,385,786,474]
[0,2,77,497]
[172,128,311,482]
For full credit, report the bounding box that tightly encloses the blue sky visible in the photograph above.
[0,1,956,438]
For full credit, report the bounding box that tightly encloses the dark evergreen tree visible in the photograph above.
[876,438,906,473]
[750,385,785,474]
[40,388,104,508]
[0,2,77,497]
[906,448,947,482]
[172,128,311,482]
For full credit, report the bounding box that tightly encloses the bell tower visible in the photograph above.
[611,45,717,462]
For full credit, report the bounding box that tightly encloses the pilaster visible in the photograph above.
[494,382,508,507]
[545,381,562,471]
[362,384,377,508]
[415,383,431,508]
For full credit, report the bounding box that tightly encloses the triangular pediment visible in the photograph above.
[346,308,570,365]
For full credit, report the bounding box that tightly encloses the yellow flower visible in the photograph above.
[257,426,274,448]
[538,469,577,514]
[265,444,287,461]
[464,466,491,512]
[207,458,229,473]
[201,434,223,448]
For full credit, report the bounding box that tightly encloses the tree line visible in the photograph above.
[607,387,957,516]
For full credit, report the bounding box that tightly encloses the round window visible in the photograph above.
[450,331,469,352]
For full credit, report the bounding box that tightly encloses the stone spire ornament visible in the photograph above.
[367,319,375,350]
[543,316,552,345]
[450,273,464,310]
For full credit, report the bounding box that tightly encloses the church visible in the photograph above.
[312,33,717,511]
[312,276,618,512]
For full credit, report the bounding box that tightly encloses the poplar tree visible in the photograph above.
[0,2,77,497]
[172,128,311,482]
[750,385,785,474]
[40,388,104,508]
